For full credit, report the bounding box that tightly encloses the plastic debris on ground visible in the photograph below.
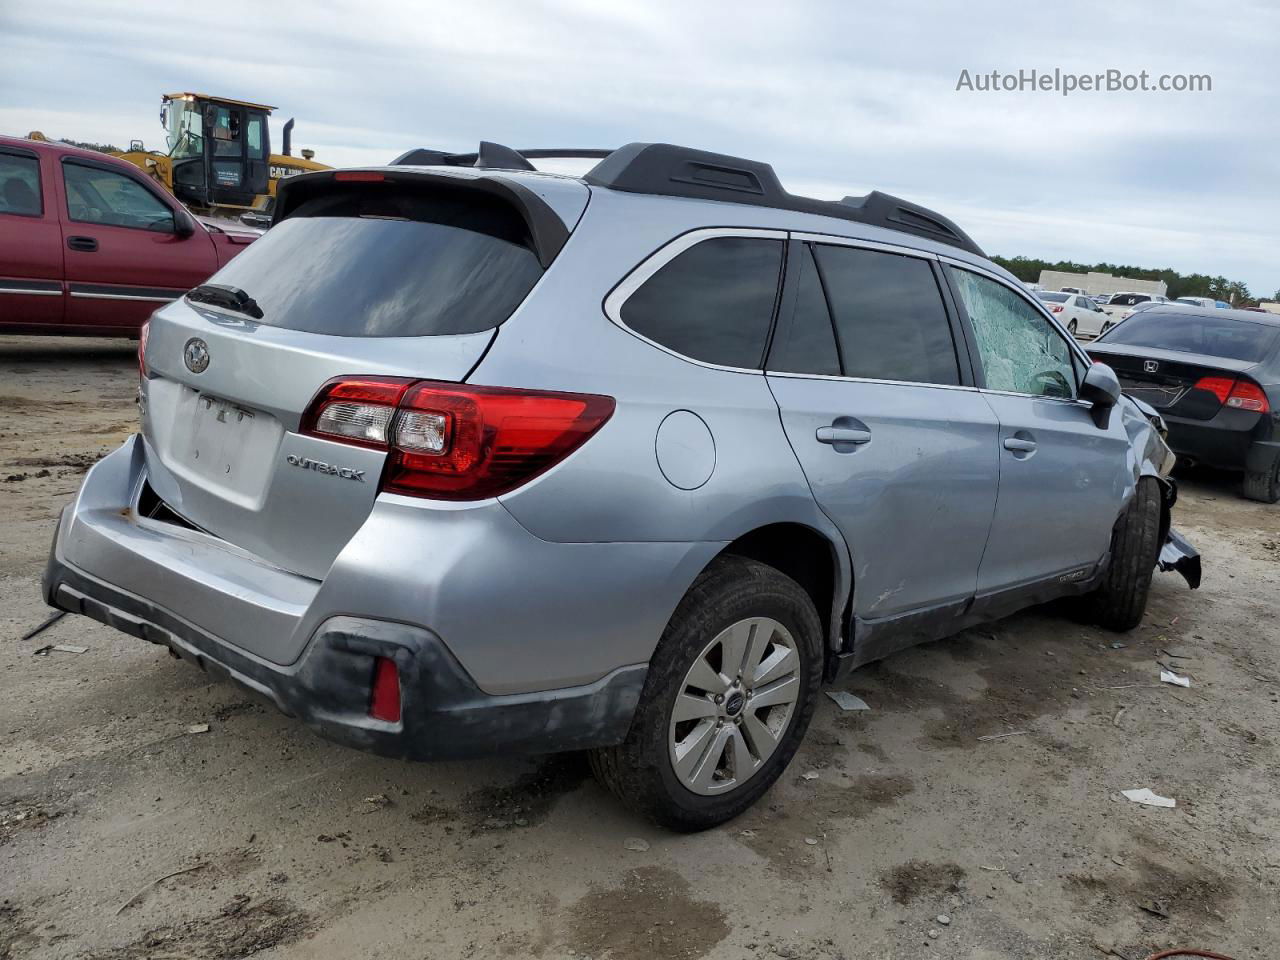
[1121,788,1175,808]
[623,837,650,852]
[33,643,88,656]
[1160,669,1191,688]
[185,723,210,735]
[825,691,870,711]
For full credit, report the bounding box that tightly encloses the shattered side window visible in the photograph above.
[950,267,1077,399]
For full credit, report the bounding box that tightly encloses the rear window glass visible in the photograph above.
[1100,312,1278,363]
[1038,292,1070,302]
[0,152,42,216]
[205,186,545,337]
[620,236,783,368]
[1109,293,1149,306]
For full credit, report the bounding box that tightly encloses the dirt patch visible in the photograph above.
[1066,855,1236,927]
[0,798,63,845]
[564,867,729,960]
[10,451,107,472]
[0,902,38,960]
[87,896,311,960]
[412,754,589,833]
[880,859,966,905]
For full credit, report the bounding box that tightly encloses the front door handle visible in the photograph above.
[1003,436,1038,453]
[816,426,872,445]
[67,236,98,253]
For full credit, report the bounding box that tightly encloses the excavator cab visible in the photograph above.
[161,93,272,210]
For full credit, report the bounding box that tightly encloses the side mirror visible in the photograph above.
[1080,362,1121,428]
[173,210,197,238]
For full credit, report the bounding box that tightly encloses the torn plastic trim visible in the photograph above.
[1158,527,1202,589]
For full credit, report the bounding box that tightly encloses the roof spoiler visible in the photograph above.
[272,168,571,268]
[388,140,983,256]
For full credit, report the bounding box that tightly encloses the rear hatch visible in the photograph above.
[1089,312,1277,421]
[139,169,587,579]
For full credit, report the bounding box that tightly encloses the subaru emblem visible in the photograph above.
[184,337,210,374]
[1143,360,1159,373]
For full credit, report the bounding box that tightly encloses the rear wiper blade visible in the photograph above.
[187,283,264,319]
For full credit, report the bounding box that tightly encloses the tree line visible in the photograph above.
[988,254,1262,305]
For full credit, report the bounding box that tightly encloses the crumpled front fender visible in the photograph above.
[1158,527,1202,589]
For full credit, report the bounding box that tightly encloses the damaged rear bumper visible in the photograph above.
[1158,528,1201,589]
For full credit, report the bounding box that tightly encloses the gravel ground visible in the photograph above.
[2,337,1278,960]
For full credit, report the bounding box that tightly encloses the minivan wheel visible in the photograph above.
[1085,477,1161,631]
[1242,457,1280,503]
[590,555,822,831]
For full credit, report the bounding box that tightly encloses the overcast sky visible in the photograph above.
[3,0,1276,295]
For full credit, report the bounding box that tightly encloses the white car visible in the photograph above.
[1174,296,1229,309]
[1037,291,1109,338]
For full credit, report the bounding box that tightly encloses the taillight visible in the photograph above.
[300,376,415,449]
[300,377,616,500]
[369,656,401,723]
[1193,376,1271,413]
[1050,305,1064,313]
[137,320,150,378]
[1226,379,1269,413]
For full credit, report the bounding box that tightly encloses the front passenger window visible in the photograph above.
[949,267,1077,399]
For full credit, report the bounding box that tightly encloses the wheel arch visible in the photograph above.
[711,521,852,661]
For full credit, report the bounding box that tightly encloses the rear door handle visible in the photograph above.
[1003,437,1038,453]
[67,236,98,253]
[816,426,872,445]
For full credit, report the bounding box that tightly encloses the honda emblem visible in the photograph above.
[1143,360,1159,373]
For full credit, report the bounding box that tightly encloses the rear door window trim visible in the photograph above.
[0,147,45,218]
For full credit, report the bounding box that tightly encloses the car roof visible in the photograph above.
[0,134,142,172]
[1136,303,1280,326]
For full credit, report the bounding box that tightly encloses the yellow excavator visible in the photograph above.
[110,93,329,221]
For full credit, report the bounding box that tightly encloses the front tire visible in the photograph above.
[590,555,823,831]
[1243,456,1280,503]
[1086,478,1161,631]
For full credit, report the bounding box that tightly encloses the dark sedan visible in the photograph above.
[1089,305,1280,502]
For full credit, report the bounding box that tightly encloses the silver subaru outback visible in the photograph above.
[44,142,1201,830]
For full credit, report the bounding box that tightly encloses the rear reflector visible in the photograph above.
[1193,376,1270,413]
[369,656,401,723]
[299,377,616,500]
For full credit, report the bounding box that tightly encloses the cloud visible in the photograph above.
[3,0,1275,293]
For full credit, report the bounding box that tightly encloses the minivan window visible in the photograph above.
[766,244,840,376]
[0,153,41,216]
[204,186,546,337]
[621,236,783,369]
[812,245,960,386]
[1101,312,1278,363]
[949,267,1077,399]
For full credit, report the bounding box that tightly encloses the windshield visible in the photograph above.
[204,185,545,337]
[163,100,204,160]
[1100,312,1278,363]
[1038,292,1070,302]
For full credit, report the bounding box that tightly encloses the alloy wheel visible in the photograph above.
[668,617,800,796]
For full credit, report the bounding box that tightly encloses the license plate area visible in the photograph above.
[171,390,284,502]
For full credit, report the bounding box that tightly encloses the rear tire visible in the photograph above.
[590,555,823,831]
[1086,478,1161,631]
[1101,321,1113,335]
[1067,319,1078,335]
[1243,457,1280,503]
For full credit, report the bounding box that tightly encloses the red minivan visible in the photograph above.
[0,135,256,336]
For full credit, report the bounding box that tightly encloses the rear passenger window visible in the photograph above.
[0,152,42,216]
[812,245,960,386]
[620,236,783,369]
[767,244,840,376]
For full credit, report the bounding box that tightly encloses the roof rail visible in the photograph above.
[584,143,983,256]
[390,140,983,256]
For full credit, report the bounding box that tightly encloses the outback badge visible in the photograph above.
[286,454,366,482]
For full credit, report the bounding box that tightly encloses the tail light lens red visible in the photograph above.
[301,377,616,500]
[1050,305,1064,313]
[1193,376,1270,413]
